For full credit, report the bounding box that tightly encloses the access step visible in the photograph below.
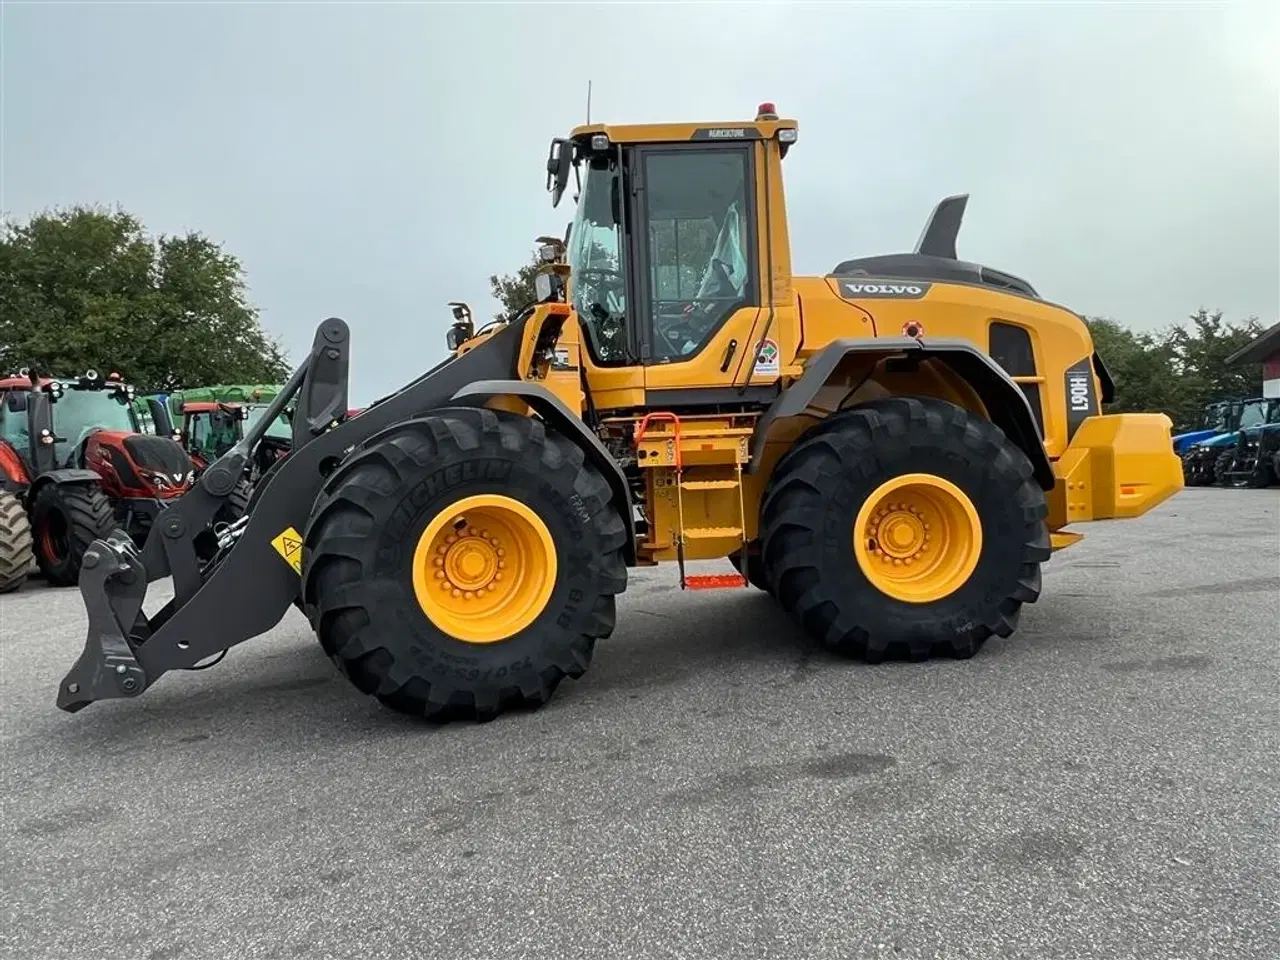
[684,573,749,590]
[680,479,740,490]
[683,526,743,540]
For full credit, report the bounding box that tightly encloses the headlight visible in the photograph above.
[446,325,468,351]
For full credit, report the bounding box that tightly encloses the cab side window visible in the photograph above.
[641,147,756,362]
[0,392,28,450]
[188,413,211,455]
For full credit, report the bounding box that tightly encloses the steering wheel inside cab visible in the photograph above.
[655,258,739,356]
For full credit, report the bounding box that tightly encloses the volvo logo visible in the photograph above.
[838,280,932,299]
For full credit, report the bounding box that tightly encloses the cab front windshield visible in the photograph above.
[1237,401,1278,429]
[244,404,292,440]
[53,387,138,464]
[568,157,629,364]
[1206,404,1234,431]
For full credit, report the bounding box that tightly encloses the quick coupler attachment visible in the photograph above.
[57,529,150,713]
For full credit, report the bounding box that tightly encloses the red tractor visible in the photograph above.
[179,400,245,472]
[178,399,295,492]
[0,370,196,592]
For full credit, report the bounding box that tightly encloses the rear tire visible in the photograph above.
[760,396,1050,662]
[1243,455,1275,489]
[303,407,628,722]
[30,482,115,586]
[0,491,34,594]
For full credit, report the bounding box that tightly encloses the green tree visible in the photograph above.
[487,250,542,321]
[1086,310,1265,431]
[1164,309,1264,424]
[0,205,290,391]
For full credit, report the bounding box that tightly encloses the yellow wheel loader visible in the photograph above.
[57,103,1183,723]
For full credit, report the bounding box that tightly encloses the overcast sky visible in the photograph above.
[4,1,1278,404]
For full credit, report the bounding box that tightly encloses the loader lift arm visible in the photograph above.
[59,312,626,712]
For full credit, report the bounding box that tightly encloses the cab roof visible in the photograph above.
[0,373,132,392]
[0,376,51,391]
[182,400,242,412]
[569,105,797,146]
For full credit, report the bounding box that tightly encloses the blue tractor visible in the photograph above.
[1171,399,1243,455]
[1179,399,1247,486]
[1214,398,1280,488]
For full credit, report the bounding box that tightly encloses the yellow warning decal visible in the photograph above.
[271,526,304,576]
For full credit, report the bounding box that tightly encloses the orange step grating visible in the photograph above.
[684,573,749,590]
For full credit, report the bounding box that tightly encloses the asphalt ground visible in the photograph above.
[1,487,1277,960]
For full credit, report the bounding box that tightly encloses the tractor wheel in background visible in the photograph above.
[1213,451,1235,486]
[728,545,770,592]
[1242,455,1275,489]
[303,406,628,723]
[0,491,35,594]
[760,396,1051,662]
[1185,454,1214,487]
[1182,454,1207,487]
[29,482,115,587]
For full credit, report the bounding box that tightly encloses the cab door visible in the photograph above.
[628,141,781,403]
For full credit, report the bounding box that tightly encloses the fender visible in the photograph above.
[36,468,101,486]
[28,468,103,498]
[747,336,1056,491]
[451,379,637,565]
[0,440,30,492]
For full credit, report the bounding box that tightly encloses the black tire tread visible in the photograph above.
[32,482,116,586]
[304,406,627,722]
[760,396,1050,662]
[1213,451,1234,486]
[0,491,34,594]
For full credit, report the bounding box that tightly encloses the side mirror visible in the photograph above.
[5,392,27,413]
[546,138,572,209]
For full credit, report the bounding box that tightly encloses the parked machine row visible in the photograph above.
[0,374,297,594]
[1178,397,1280,488]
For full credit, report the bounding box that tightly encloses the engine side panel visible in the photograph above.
[797,275,1102,459]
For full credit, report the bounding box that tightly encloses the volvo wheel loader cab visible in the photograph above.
[58,104,1183,723]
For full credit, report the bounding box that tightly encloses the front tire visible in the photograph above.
[0,491,34,594]
[303,407,628,722]
[760,396,1050,662]
[30,482,116,586]
[1213,451,1234,485]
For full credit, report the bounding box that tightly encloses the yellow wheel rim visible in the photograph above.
[852,473,983,604]
[411,494,557,644]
